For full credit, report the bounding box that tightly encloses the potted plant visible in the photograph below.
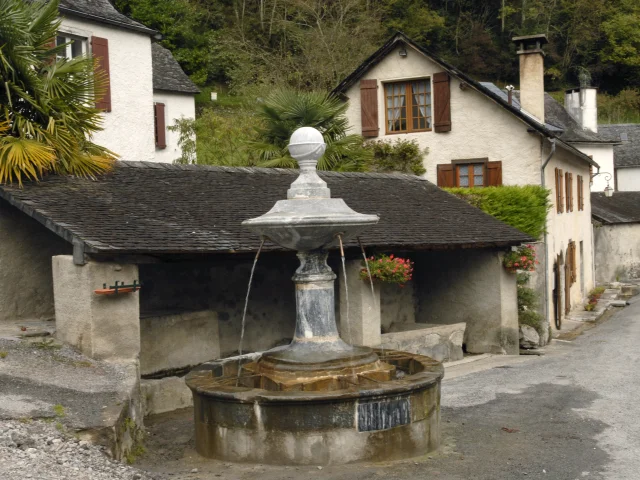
[503,244,538,273]
[360,254,414,287]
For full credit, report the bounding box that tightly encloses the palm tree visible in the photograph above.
[250,89,371,171]
[0,0,115,185]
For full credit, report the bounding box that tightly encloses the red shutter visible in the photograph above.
[360,79,378,138]
[91,36,111,112]
[154,103,166,149]
[486,161,503,186]
[433,72,451,133]
[437,164,455,187]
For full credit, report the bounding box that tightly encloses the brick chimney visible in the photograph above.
[512,34,548,123]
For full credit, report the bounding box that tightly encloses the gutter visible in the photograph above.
[540,138,555,333]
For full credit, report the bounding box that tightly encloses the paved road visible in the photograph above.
[139,298,640,480]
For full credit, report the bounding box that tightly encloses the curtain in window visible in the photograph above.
[386,84,406,131]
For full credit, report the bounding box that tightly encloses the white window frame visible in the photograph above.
[56,33,88,60]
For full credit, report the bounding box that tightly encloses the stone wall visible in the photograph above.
[0,200,72,325]
[414,249,519,354]
[594,223,640,283]
[380,281,416,332]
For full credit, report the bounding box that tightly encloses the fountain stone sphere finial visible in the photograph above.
[286,127,330,199]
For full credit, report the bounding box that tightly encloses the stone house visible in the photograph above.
[0,162,530,413]
[56,0,198,163]
[592,192,640,284]
[333,32,599,333]
[598,125,640,192]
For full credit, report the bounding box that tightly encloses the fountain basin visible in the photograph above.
[185,349,443,465]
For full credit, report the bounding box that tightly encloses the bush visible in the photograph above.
[445,185,551,239]
[517,273,545,337]
[365,139,426,175]
[598,89,640,124]
[504,244,538,272]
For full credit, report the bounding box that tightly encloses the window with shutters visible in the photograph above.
[384,79,431,134]
[436,159,502,187]
[154,103,166,149]
[56,34,88,60]
[577,175,584,211]
[555,168,564,213]
[565,172,573,212]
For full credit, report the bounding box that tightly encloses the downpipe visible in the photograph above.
[541,138,555,334]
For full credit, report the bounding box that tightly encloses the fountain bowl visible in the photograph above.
[186,349,443,465]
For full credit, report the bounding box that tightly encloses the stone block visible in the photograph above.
[141,377,193,416]
[381,322,466,362]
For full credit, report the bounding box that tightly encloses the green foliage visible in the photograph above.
[53,404,65,417]
[445,186,551,240]
[503,244,538,272]
[119,0,640,95]
[590,286,606,296]
[169,106,258,166]
[365,139,426,176]
[517,273,544,336]
[0,351,7,359]
[0,0,115,184]
[597,89,640,124]
[250,89,371,171]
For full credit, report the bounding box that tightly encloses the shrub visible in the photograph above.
[445,185,551,239]
[360,254,413,286]
[365,139,426,175]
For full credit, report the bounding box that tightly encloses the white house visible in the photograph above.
[598,125,640,192]
[334,33,599,336]
[151,44,200,163]
[56,0,197,163]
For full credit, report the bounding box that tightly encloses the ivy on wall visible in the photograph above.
[445,186,551,240]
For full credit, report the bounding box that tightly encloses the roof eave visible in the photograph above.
[59,7,158,36]
[153,87,200,95]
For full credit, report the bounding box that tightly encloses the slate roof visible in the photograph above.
[481,84,613,143]
[151,44,199,95]
[0,162,531,256]
[592,192,640,225]
[599,124,640,168]
[333,32,599,169]
[59,0,157,36]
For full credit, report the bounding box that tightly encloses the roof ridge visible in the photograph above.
[117,161,427,182]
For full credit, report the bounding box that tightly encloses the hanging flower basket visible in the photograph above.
[503,244,538,273]
[359,254,414,287]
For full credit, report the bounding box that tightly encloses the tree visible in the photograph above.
[250,89,371,171]
[0,0,115,184]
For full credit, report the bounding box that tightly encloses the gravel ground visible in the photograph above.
[0,419,155,480]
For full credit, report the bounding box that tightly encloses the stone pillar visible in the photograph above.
[338,259,381,347]
[52,255,140,361]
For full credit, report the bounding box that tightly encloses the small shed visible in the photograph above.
[0,162,530,413]
[592,191,640,283]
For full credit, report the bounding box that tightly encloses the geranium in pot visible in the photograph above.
[360,254,414,287]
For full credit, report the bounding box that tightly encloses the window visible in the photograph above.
[568,240,577,284]
[384,79,431,134]
[577,175,584,211]
[437,159,502,187]
[457,163,484,187]
[565,172,573,212]
[56,34,88,60]
[555,168,564,213]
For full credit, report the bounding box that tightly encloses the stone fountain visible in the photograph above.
[186,127,443,465]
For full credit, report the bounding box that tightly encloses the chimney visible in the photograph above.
[564,87,598,133]
[512,34,548,123]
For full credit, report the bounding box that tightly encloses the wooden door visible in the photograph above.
[564,248,571,315]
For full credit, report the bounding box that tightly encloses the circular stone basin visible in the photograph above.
[185,349,443,465]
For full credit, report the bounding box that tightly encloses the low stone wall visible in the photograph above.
[141,377,193,416]
[140,310,220,377]
[381,323,466,362]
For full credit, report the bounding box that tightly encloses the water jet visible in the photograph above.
[186,127,443,465]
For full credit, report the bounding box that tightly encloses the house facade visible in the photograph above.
[57,0,197,163]
[599,124,640,192]
[334,33,599,334]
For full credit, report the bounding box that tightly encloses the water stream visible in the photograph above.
[337,235,352,344]
[236,237,265,385]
